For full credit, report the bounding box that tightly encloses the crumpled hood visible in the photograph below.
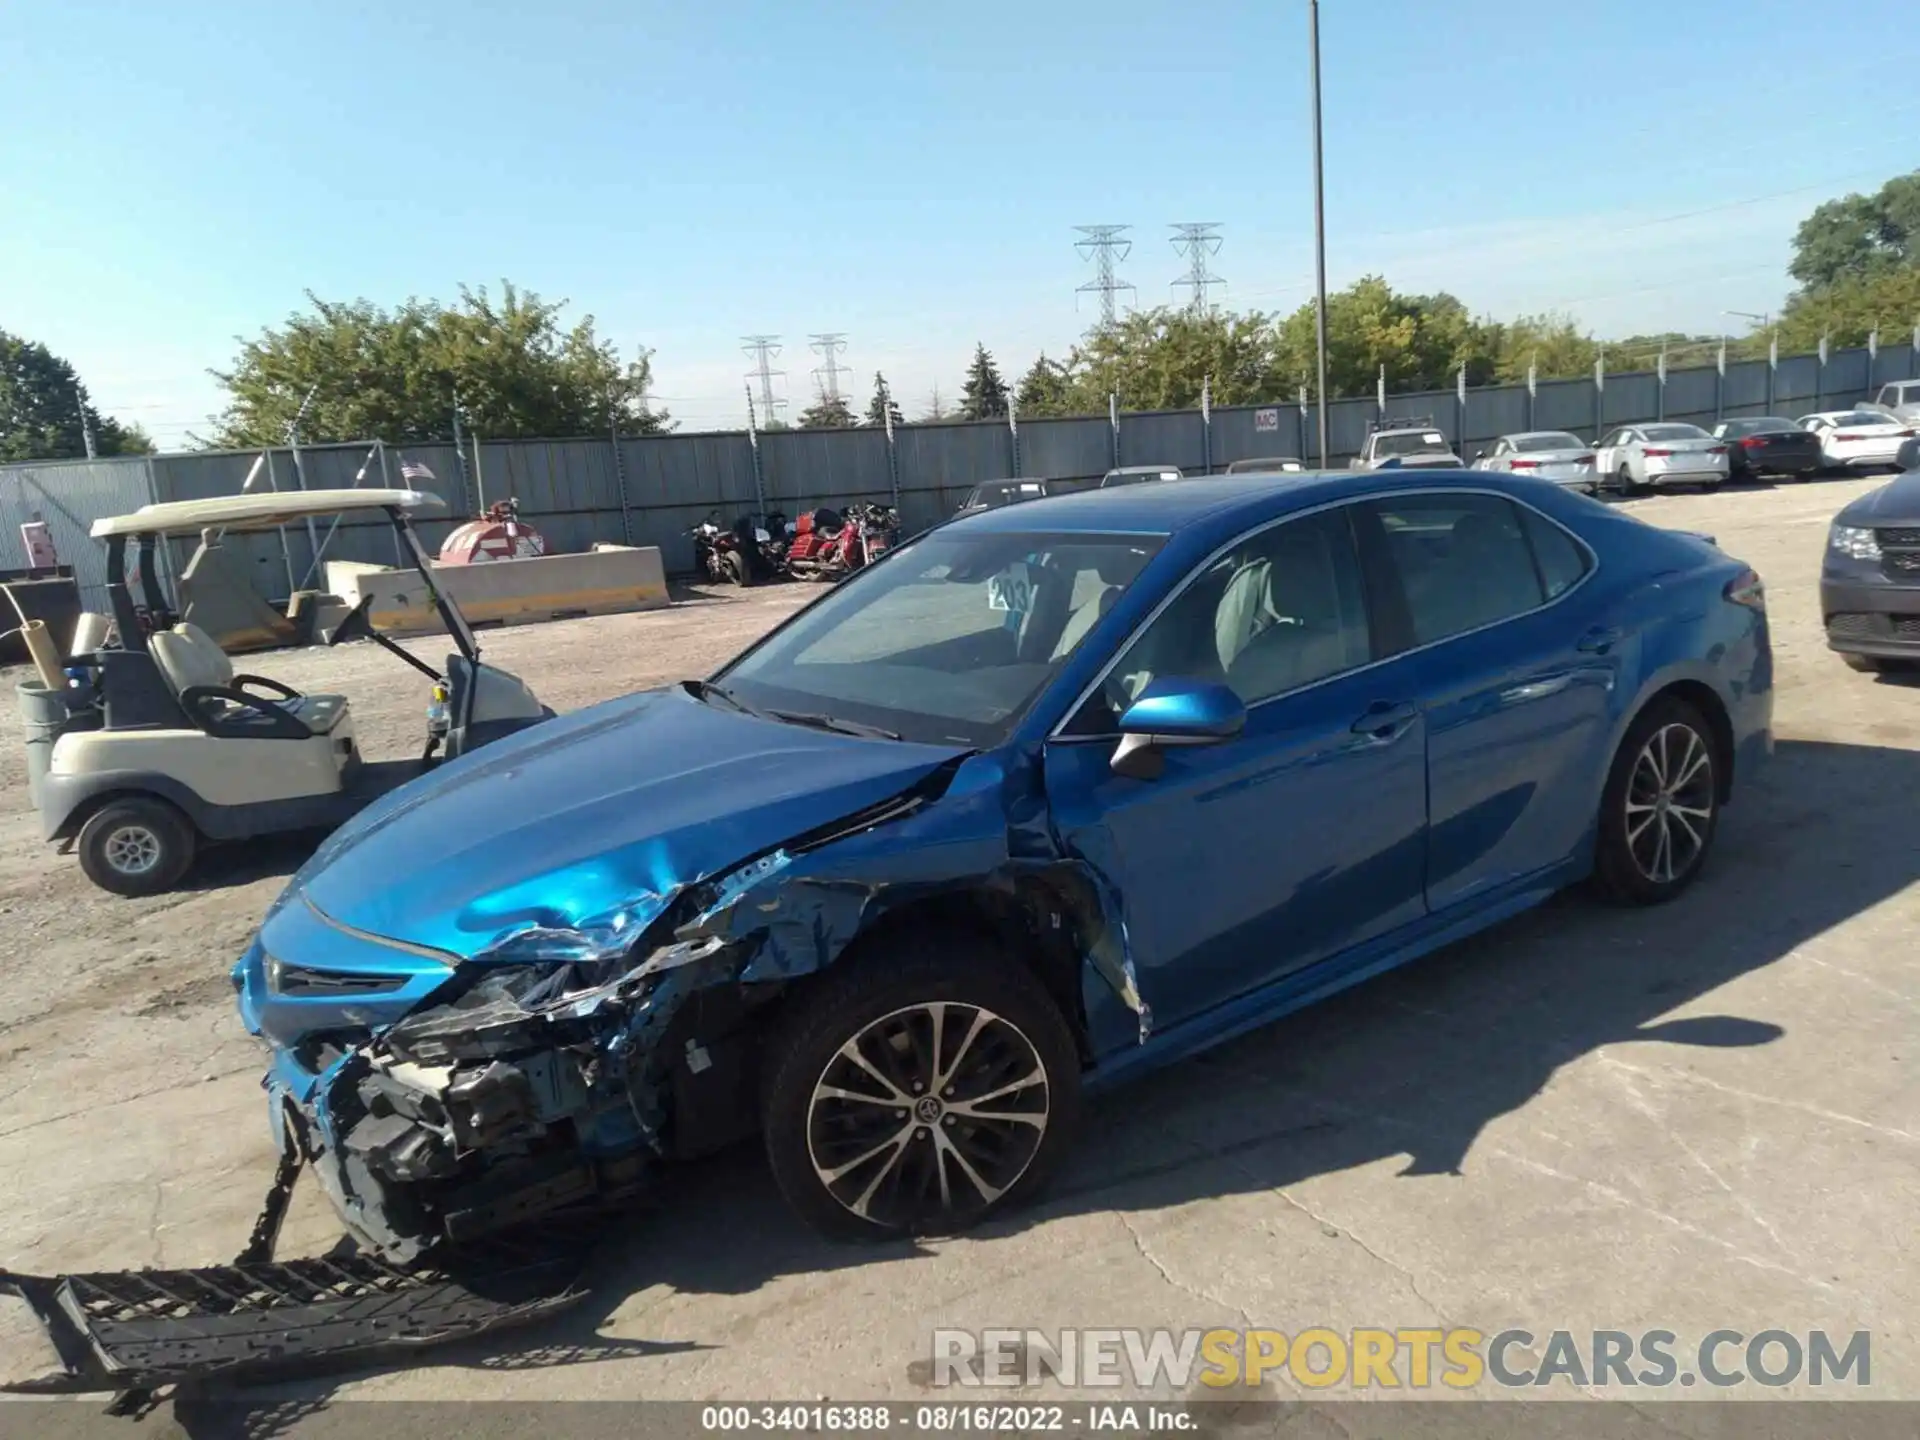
[295,685,969,957]
[1837,470,1920,526]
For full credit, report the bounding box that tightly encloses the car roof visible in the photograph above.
[1501,430,1582,442]
[1105,463,1180,474]
[946,467,1518,537]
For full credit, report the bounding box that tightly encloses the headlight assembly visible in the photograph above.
[1829,525,1881,560]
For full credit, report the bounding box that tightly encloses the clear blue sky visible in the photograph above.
[4,0,1917,445]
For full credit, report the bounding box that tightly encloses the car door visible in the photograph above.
[1042,503,1429,1034]
[1362,490,1620,914]
[1483,439,1509,472]
[1594,429,1622,477]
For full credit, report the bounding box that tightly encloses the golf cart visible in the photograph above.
[33,488,551,896]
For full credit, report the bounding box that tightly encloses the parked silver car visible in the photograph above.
[1594,422,1729,494]
[1471,431,1597,492]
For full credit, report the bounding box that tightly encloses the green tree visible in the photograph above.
[0,330,153,461]
[1789,171,1920,289]
[1063,308,1284,412]
[959,343,1008,420]
[1774,265,1920,352]
[864,371,903,428]
[208,282,670,447]
[1272,276,1502,399]
[798,392,857,429]
[1014,353,1074,416]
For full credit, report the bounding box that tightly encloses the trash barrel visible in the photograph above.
[18,680,68,814]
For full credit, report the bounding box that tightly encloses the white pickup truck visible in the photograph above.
[1868,380,1920,424]
[1350,417,1464,470]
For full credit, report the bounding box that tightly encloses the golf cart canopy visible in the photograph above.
[92,488,444,539]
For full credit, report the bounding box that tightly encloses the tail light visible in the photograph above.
[1509,459,1540,470]
[1707,445,1728,456]
[1643,448,1672,458]
[1741,436,1766,448]
[1724,568,1766,611]
[1576,454,1594,467]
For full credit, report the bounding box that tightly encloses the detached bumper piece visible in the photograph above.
[0,1233,589,1400]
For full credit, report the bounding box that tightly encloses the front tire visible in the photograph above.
[761,936,1081,1242]
[1590,696,1720,906]
[77,797,196,896]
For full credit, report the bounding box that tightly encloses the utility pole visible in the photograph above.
[1170,223,1225,315]
[742,335,786,428]
[1308,0,1331,468]
[808,333,850,402]
[1075,225,1136,329]
[75,388,96,459]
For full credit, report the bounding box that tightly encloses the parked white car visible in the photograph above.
[1797,409,1916,471]
[1594,422,1730,494]
[1471,430,1597,491]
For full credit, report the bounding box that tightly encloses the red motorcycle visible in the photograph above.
[781,503,899,582]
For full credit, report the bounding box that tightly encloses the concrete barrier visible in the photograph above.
[325,547,670,637]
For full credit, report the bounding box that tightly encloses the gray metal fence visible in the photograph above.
[4,342,1915,611]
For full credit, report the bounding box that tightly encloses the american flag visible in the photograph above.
[400,460,436,484]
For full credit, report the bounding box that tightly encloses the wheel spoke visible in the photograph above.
[1626,809,1657,843]
[820,1122,914,1186]
[946,1072,1044,1118]
[816,1085,906,1111]
[1667,807,1704,847]
[836,1041,911,1104]
[931,1124,1008,1205]
[934,1008,992,1094]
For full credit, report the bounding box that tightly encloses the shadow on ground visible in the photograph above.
[173,735,1918,1431]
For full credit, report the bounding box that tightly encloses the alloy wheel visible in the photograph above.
[102,824,162,877]
[806,1001,1049,1231]
[1624,723,1714,885]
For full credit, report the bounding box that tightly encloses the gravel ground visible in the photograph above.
[0,479,1916,1420]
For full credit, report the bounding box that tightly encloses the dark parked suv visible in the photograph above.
[1821,455,1920,672]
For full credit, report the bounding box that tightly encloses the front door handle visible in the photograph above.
[1350,700,1417,742]
[1577,626,1623,655]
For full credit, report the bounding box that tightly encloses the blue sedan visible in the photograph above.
[235,472,1772,1254]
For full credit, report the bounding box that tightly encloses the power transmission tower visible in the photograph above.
[808,333,850,401]
[741,335,786,426]
[1075,225,1136,328]
[1170,223,1225,314]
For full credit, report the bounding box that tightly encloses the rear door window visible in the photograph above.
[1366,494,1547,645]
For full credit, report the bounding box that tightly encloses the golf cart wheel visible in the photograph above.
[1589,695,1720,907]
[761,935,1081,1243]
[77,797,196,897]
[722,550,750,586]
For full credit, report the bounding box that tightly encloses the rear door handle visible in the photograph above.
[1350,700,1418,742]
[1500,672,1574,705]
[1577,626,1623,654]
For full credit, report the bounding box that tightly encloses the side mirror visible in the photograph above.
[1472,449,1485,462]
[1111,678,1246,779]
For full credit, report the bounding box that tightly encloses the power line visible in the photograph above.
[741,335,786,426]
[1075,225,1136,328]
[1170,223,1225,315]
[808,332,850,402]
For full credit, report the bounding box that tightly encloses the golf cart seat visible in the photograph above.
[149,622,348,738]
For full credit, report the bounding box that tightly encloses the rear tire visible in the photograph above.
[1590,696,1720,906]
[722,550,750,586]
[77,797,196,897]
[1616,464,1638,496]
[760,935,1081,1242]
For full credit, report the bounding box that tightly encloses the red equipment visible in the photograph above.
[438,498,548,565]
[782,504,899,583]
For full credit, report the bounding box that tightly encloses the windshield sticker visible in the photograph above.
[987,562,1035,616]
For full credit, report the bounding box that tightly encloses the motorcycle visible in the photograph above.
[689,510,788,586]
[782,503,900,583]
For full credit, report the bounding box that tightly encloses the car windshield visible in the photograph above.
[715,530,1165,747]
[1373,431,1449,456]
[1512,432,1583,452]
[1724,419,1795,435]
[1642,424,1708,441]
